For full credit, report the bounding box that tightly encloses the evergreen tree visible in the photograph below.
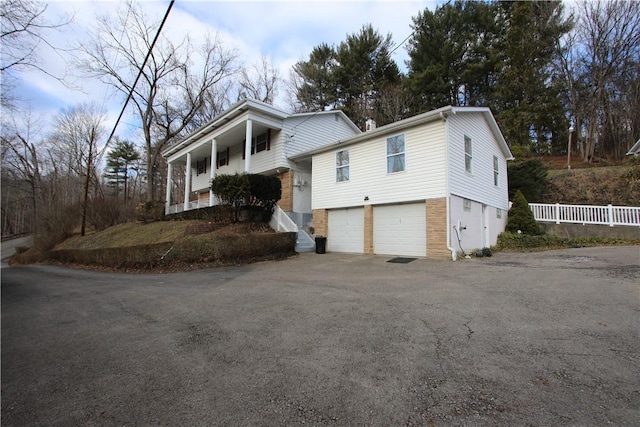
[291,25,402,130]
[291,43,338,112]
[506,190,541,235]
[492,1,572,152]
[406,1,500,112]
[104,138,140,205]
[507,158,548,202]
[334,24,402,130]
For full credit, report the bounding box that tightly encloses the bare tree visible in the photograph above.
[0,111,44,237]
[0,0,72,108]
[77,2,240,201]
[560,0,640,162]
[237,55,280,104]
[50,103,107,236]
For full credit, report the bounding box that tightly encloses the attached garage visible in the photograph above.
[327,207,364,253]
[373,203,426,257]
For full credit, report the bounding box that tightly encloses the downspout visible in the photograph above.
[442,111,457,261]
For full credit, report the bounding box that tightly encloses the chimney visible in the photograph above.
[365,118,376,132]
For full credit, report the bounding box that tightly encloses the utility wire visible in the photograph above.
[104,0,175,146]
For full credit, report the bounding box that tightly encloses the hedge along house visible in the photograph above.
[291,106,513,260]
[162,98,360,251]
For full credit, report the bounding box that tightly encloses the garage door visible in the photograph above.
[374,203,426,257]
[328,207,364,253]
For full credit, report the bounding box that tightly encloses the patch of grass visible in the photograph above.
[55,221,199,250]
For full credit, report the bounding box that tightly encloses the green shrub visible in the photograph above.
[211,173,281,222]
[506,190,541,235]
[210,173,250,212]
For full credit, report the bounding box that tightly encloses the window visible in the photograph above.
[387,134,405,173]
[217,149,228,168]
[464,135,472,173]
[252,133,268,154]
[493,155,499,186]
[336,150,349,182]
[496,208,502,219]
[463,199,472,212]
[196,158,207,175]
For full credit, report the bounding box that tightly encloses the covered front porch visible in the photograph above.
[164,114,283,215]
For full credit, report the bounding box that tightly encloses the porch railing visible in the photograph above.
[165,199,214,215]
[529,203,640,227]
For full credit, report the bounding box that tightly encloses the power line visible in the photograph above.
[104,0,175,146]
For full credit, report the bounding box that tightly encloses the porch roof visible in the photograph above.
[162,98,289,159]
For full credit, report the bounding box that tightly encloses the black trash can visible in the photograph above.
[315,236,327,254]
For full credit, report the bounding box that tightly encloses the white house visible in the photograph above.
[162,98,360,250]
[163,100,512,260]
[290,106,513,260]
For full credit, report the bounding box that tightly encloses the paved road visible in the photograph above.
[1,236,33,267]
[2,246,639,426]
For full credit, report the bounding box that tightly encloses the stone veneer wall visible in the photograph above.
[364,205,374,254]
[426,198,451,259]
[312,209,328,237]
[276,170,293,212]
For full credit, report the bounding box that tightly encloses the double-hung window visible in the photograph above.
[493,155,499,186]
[252,133,268,154]
[336,150,349,182]
[464,135,473,173]
[196,158,207,176]
[387,134,405,173]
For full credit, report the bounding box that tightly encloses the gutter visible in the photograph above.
[442,111,457,261]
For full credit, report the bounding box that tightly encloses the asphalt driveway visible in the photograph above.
[2,246,639,426]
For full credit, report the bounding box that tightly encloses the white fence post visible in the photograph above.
[555,203,561,224]
[608,204,614,227]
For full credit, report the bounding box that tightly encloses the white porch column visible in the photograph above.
[244,119,252,173]
[165,162,173,214]
[184,152,192,210]
[209,138,217,206]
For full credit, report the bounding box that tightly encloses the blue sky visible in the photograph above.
[8,0,437,142]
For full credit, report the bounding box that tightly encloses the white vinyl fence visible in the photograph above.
[529,203,640,227]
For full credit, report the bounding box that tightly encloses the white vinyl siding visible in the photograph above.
[327,208,364,253]
[449,195,506,251]
[312,121,447,210]
[373,203,426,257]
[448,114,510,210]
[283,112,360,158]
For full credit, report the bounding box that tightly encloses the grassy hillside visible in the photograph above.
[539,157,639,206]
[56,221,196,250]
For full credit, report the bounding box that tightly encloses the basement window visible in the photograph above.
[463,199,472,212]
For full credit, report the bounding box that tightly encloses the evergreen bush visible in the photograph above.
[506,190,541,235]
